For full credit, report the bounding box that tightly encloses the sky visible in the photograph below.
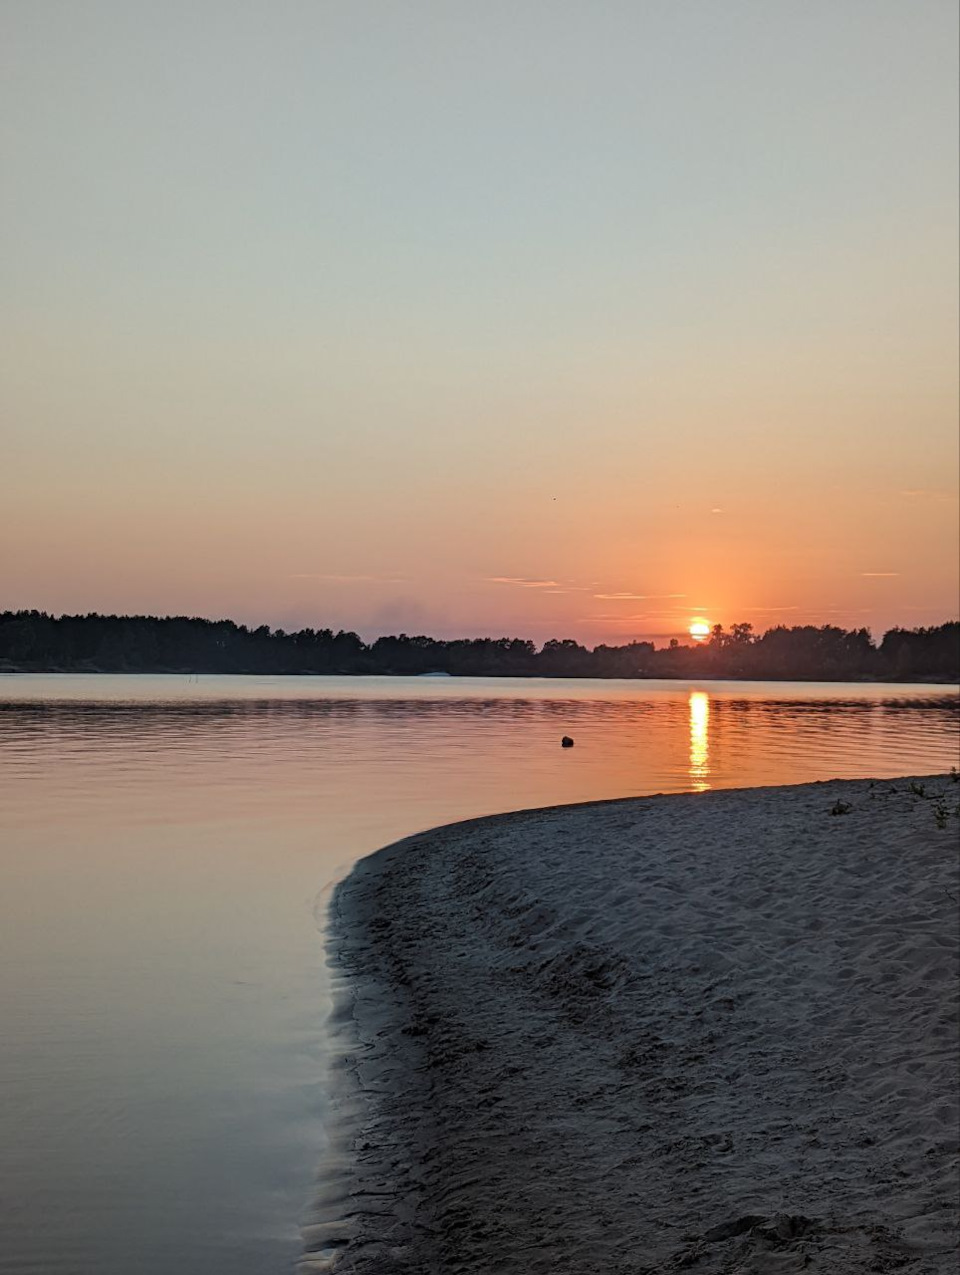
[2,1,958,646]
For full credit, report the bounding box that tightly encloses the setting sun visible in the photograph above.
[689,620,711,642]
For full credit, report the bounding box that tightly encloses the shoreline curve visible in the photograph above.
[303,776,960,1274]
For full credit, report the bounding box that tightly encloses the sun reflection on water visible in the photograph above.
[689,690,710,791]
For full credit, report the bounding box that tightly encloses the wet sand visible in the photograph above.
[307,776,960,1273]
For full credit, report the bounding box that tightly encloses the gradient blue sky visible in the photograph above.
[3,1,957,643]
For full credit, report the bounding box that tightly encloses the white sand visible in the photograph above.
[305,776,960,1274]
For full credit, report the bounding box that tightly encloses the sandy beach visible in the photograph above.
[307,776,960,1274]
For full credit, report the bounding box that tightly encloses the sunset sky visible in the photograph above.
[3,1,958,645]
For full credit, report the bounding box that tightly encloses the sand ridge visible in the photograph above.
[304,776,960,1273]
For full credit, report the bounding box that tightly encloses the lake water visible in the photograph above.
[1,673,957,1275]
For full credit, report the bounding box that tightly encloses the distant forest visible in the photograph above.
[1,610,958,682]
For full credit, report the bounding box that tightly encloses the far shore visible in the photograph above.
[309,776,960,1274]
[1,665,958,685]
[3,614,958,683]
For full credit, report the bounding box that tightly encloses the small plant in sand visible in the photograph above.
[950,766,959,784]
[909,780,927,798]
[830,799,852,816]
[933,797,950,830]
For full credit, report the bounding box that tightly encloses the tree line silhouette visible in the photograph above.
[1,611,957,681]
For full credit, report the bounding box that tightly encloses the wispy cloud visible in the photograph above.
[584,610,684,623]
[289,573,408,583]
[487,577,688,603]
[860,572,900,578]
[900,489,956,501]
[741,605,801,613]
[584,613,649,621]
[486,576,566,590]
[592,592,687,601]
[710,507,724,515]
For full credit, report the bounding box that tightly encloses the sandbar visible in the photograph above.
[306,776,959,1273]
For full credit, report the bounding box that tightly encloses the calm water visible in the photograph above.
[1,674,957,1275]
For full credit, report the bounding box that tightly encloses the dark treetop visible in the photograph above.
[1,612,957,682]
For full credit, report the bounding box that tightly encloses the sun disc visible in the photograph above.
[689,620,710,642]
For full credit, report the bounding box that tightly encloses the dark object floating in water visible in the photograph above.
[561,736,574,748]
